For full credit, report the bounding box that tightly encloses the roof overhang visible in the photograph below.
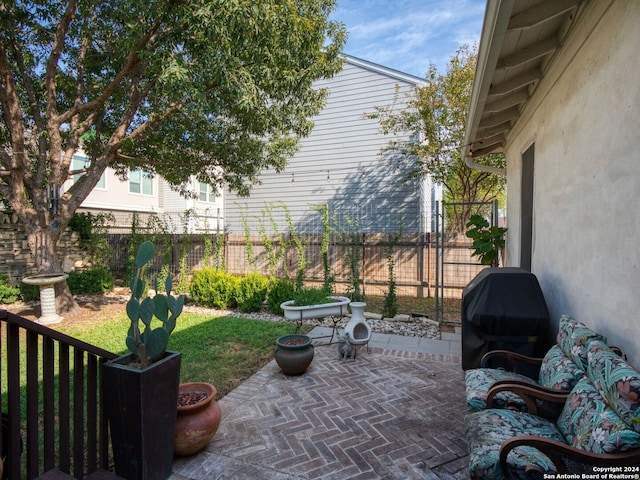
[463,0,587,174]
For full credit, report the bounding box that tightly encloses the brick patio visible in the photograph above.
[171,330,470,480]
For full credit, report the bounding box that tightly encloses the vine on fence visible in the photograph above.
[202,217,213,267]
[382,222,402,318]
[313,204,335,293]
[259,203,285,278]
[175,210,193,294]
[282,205,307,291]
[331,210,364,302]
[240,205,256,271]
[69,211,114,267]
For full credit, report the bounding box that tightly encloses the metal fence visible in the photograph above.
[105,231,482,301]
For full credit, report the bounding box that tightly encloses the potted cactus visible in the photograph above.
[102,240,184,480]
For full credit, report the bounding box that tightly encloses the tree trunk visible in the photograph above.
[27,228,80,316]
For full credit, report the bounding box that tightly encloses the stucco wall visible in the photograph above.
[504,1,640,366]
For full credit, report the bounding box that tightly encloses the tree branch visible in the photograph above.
[55,18,164,127]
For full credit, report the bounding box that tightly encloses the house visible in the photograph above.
[64,151,224,233]
[463,0,640,366]
[223,54,441,234]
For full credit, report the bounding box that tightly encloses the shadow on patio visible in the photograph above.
[170,329,469,480]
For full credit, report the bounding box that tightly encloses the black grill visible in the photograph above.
[461,267,550,370]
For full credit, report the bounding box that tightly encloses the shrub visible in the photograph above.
[267,277,296,315]
[190,267,239,309]
[291,286,333,306]
[67,267,115,294]
[236,272,269,312]
[19,282,40,302]
[0,275,20,304]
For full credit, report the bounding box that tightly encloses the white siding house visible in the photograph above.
[67,56,436,236]
[463,0,640,366]
[64,152,224,233]
[224,55,440,234]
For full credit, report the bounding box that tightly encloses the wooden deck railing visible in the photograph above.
[0,310,118,479]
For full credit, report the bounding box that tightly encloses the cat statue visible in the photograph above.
[336,330,356,361]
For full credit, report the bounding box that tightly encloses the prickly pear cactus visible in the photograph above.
[126,241,184,367]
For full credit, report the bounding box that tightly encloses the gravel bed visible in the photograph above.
[7,288,442,340]
[184,304,441,340]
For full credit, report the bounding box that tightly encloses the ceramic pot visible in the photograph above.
[174,382,222,457]
[274,334,314,375]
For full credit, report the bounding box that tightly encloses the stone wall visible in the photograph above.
[0,212,87,286]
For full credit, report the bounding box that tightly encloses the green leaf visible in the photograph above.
[145,328,170,362]
[126,325,137,354]
[165,315,177,335]
[126,298,140,322]
[153,294,169,322]
[165,274,173,294]
[131,277,145,299]
[135,241,154,268]
[139,297,155,326]
[173,295,184,319]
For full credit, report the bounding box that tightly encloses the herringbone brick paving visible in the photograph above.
[172,341,470,480]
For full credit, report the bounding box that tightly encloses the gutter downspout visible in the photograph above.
[462,0,511,177]
[464,152,506,176]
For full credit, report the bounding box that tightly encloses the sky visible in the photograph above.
[328,0,488,79]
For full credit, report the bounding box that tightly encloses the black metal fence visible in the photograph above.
[105,232,481,300]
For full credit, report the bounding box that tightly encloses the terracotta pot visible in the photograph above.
[174,382,222,457]
[274,334,314,375]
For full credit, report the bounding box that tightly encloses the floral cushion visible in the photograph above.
[465,369,535,412]
[465,409,564,479]
[465,345,584,413]
[556,315,607,370]
[587,347,640,432]
[538,344,586,391]
[556,377,640,453]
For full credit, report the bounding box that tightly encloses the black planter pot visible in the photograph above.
[102,351,181,480]
[274,335,314,375]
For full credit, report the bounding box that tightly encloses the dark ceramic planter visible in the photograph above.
[274,334,314,375]
[102,351,181,480]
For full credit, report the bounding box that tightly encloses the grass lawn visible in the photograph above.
[55,312,312,399]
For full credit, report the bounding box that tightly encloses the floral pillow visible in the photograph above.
[588,347,640,432]
[538,344,585,391]
[556,315,607,370]
[556,377,640,453]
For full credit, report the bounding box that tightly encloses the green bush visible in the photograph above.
[236,272,269,313]
[19,282,40,302]
[0,275,20,304]
[190,267,239,309]
[67,267,115,294]
[267,277,296,314]
[291,286,333,306]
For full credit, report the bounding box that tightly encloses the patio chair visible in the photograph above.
[464,316,609,414]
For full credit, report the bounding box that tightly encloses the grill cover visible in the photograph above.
[461,267,549,370]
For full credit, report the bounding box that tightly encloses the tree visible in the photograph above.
[368,44,505,233]
[0,0,346,313]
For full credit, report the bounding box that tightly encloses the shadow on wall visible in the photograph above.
[296,152,423,234]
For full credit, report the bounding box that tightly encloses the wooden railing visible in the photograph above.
[0,310,118,479]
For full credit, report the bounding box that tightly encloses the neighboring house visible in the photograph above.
[224,55,441,234]
[64,152,224,233]
[463,0,640,366]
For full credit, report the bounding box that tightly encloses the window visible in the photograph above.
[72,155,106,189]
[198,182,216,203]
[129,169,153,195]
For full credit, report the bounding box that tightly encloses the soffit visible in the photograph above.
[465,0,587,159]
